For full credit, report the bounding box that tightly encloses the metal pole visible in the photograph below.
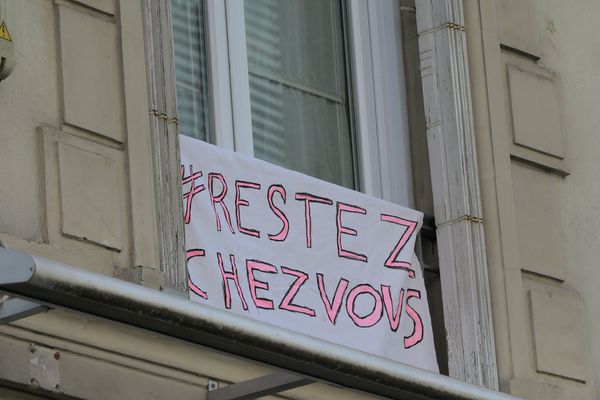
[0,247,521,400]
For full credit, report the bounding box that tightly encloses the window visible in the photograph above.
[174,0,357,189]
[171,0,413,205]
[151,0,498,387]
[245,0,355,188]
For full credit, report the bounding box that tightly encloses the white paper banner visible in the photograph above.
[180,135,438,372]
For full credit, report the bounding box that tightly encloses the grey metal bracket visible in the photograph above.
[207,371,313,400]
[0,295,49,324]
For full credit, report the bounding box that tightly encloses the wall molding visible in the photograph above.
[416,0,498,389]
[142,0,187,294]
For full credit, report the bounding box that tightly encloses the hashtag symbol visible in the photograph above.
[182,165,206,224]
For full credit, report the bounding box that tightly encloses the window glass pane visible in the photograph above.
[245,0,356,189]
[172,0,211,140]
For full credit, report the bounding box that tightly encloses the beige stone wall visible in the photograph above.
[0,0,161,279]
[467,0,599,398]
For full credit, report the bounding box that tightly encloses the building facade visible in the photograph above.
[0,0,596,399]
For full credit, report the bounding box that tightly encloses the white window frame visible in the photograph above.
[205,0,415,207]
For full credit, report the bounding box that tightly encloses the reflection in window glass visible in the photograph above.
[245,0,356,189]
[172,0,211,141]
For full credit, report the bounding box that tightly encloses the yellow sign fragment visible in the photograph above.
[0,21,12,42]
